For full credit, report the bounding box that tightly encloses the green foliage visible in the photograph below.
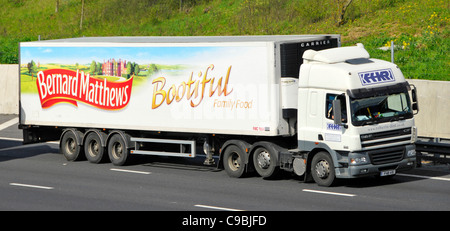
[134,63,140,76]
[1,0,448,80]
[7,0,25,7]
[126,62,132,75]
[27,60,37,77]
[96,62,102,75]
[89,60,97,74]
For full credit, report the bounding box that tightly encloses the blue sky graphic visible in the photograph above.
[20,46,219,65]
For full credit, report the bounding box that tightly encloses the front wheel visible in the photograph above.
[311,152,336,187]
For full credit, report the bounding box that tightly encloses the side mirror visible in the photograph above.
[333,99,348,128]
[410,84,419,114]
[332,100,342,125]
[412,88,417,102]
[413,103,419,113]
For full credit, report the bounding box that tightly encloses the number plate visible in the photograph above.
[380,169,396,176]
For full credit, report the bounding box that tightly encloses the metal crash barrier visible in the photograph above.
[415,137,450,167]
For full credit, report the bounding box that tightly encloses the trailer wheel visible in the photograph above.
[84,132,106,164]
[108,134,129,166]
[61,130,83,161]
[311,151,336,187]
[223,145,246,178]
[253,147,279,179]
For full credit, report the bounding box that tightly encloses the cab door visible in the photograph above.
[322,92,348,150]
[297,89,324,150]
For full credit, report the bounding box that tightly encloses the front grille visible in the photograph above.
[368,146,404,165]
[361,128,411,141]
[360,128,412,148]
[362,137,411,148]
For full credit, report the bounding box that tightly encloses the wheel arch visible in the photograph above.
[305,148,328,174]
[59,128,84,151]
[83,129,108,147]
[218,139,251,169]
[304,146,341,180]
[106,130,134,150]
[249,141,287,167]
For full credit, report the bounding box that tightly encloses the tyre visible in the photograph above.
[84,132,106,164]
[108,133,130,166]
[253,147,279,179]
[61,130,84,161]
[311,151,336,187]
[223,145,246,178]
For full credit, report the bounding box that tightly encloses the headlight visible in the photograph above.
[350,156,369,165]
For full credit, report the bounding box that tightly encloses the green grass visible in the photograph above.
[1,0,448,80]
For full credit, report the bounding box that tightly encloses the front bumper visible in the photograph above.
[335,144,416,178]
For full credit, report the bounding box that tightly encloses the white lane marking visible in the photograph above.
[110,168,151,175]
[303,189,356,197]
[397,173,450,182]
[0,118,19,131]
[10,183,54,190]
[195,204,245,211]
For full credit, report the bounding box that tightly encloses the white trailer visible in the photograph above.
[19,35,418,186]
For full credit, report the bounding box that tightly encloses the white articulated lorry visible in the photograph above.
[19,35,418,186]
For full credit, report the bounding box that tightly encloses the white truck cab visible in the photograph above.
[291,44,418,186]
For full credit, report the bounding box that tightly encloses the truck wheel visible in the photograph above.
[253,147,279,179]
[61,130,83,161]
[84,132,106,164]
[223,145,246,178]
[311,152,336,187]
[108,134,129,166]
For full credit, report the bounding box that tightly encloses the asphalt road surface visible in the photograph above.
[0,115,449,212]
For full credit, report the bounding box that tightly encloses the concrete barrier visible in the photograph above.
[408,79,450,139]
[0,65,449,138]
[0,65,19,114]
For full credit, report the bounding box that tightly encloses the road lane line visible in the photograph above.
[397,173,450,182]
[303,189,356,197]
[195,204,245,211]
[10,183,54,190]
[0,118,18,131]
[110,168,151,175]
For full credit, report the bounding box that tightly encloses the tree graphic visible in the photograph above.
[27,60,37,80]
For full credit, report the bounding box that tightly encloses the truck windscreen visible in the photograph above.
[350,91,413,126]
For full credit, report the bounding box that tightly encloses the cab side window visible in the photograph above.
[325,93,347,123]
[326,94,338,120]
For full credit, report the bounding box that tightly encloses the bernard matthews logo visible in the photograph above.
[358,69,395,86]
